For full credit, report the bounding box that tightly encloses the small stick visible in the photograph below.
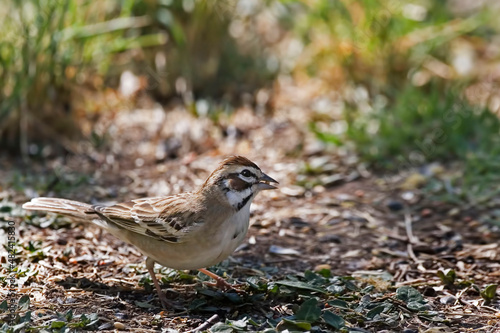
[191,314,219,332]
[442,312,499,318]
[404,211,426,271]
[404,211,418,244]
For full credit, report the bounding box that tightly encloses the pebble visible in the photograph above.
[401,191,415,201]
[439,295,457,305]
[312,185,326,193]
[114,322,126,330]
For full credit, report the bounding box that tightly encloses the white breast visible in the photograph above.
[211,200,251,264]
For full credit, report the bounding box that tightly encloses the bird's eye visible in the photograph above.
[241,170,251,177]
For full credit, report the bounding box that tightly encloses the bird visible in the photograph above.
[22,156,278,308]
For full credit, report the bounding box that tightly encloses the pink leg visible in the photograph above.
[146,258,169,308]
[198,268,244,294]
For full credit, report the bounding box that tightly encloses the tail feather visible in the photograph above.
[22,197,94,220]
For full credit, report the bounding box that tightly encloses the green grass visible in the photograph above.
[297,0,500,199]
[312,81,500,199]
[0,0,280,154]
[0,0,165,153]
[344,83,500,169]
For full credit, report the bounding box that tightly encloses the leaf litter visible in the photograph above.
[0,89,499,332]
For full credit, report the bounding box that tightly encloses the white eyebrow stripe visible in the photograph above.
[237,174,257,183]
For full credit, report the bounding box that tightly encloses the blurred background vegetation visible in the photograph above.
[1,0,500,194]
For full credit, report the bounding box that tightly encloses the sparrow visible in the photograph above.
[22,156,278,307]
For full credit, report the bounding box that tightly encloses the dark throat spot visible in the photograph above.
[237,193,253,211]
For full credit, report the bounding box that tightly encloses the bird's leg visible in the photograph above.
[146,258,169,308]
[198,268,245,294]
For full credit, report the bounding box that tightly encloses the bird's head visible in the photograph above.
[201,156,278,210]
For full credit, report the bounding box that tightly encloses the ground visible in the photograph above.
[1,98,500,332]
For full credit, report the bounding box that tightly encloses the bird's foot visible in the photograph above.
[203,279,246,294]
[158,292,170,309]
[198,268,246,294]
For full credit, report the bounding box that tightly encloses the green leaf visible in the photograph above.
[304,270,327,284]
[295,298,321,322]
[366,304,386,319]
[64,309,73,321]
[224,292,243,304]
[189,298,207,310]
[226,317,250,330]
[361,285,375,293]
[72,313,89,328]
[85,313,99,327]
[51,321,67,329]
[18,295,30,311]
[27,241,37,252]
[396,286,428,311]
[322,311,345,329]
[11,322,29,332]
[480,284,498,304]
[197,288,225,300]
[396,286,424,303]
[326,284,345,294]
[340,277,358,291]
[327,299,349,309]
[437,269,456,286]
[274,280,327,293]
[317,268,332,278]
[210,322,234,333]
[20,311,31,323]
[0,300,8,311]
[276,318,312,332]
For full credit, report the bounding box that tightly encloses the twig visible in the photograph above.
[454,286,471,306]
[481,305,500,313]
[394,279,441,287]
[190,314,219,332]
[407,243,423,266]
[404,211,418,244]
[442,312,499,318]
[404,211,426,271]
[384,231,409,242]
[393,264,409,282]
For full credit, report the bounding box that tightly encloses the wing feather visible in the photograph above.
[92,194,203,243]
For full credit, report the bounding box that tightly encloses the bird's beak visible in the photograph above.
[257,173,279,190]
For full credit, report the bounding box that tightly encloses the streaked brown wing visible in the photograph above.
[92,195,203,243]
